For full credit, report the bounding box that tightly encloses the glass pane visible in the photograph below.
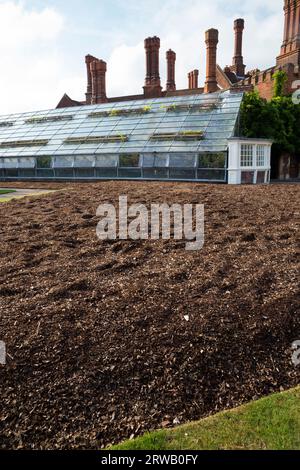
[169,168,196,179]
[74,156,94,168]
[53,156,74,168]
[36,169,54,178]
[169,154,196,168]
[3,158,18,168]
[241,171,254,184]
[55,168,74,178]
[142,153,168,167]
[143,168,168,179]
[95,168,117,178]
[95,155,118,167]
[256,171,266,183]
[37,156,52,168]
[197,169,226,181]
[119,154,140,167]
[74,168,95,178]
[118,168,141,178]
[4,169,18,177]
[198,152,226,168]
[18,169,36,178]
[18,157,36,169]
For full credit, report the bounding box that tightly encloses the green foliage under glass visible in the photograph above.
[119,154,140,168]
[198,152,226,169]
[36,156,52,169]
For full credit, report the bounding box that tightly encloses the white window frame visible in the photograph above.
[240,144,254,167]
[256,145,266,167]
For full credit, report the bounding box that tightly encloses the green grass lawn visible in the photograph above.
[111,387,300,450]
[0,189,16,195]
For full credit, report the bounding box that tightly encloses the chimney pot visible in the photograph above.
[232,18,246,76]
[85,54,98,105]
[188,70,199,89]
[166,49,176,92]
[144,36,162,98]
[204,29,219,93]
[90,59,108,104]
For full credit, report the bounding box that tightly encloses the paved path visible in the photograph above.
[0,188,56,201]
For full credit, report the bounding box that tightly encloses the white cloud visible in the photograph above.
[106,0,283,96]
[0,0,285,113]
[0,1,84,114]
[107,42,145,97]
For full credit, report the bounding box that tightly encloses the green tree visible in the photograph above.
[239,91,300,156]
[273,70,288,98]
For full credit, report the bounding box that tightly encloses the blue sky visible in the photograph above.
[0,0,284,113]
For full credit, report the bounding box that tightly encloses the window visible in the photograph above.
[240,144,253,167]
[0,139,49,148]
[241,171,255,184]
[53,157,74,168]
[37,156,52,169]
[18,158,36,169]
[119,154,140,168]
[74,168,95,178]
[25,115,73,124]
[118,168,141,178]
[169,168,196,179]
[143,168,168,179]
[256,171,266,183]
[64,135,128,145]
[197,169,226,181]
[198,152,226,169]
[169,154,196,168]
[74,156,94,168]
[256,145,266,166]
[142,154,168,168]
[3,158,18,168]
[0,121,14,128]
[95,168,117,178]
[95,155,118,168]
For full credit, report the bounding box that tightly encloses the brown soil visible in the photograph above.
[0,181,299,449]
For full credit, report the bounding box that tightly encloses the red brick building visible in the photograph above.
[56,1,300,180]
[218,0,300,101]
[57,0,300,108]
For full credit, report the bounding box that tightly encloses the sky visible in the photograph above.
[0,0,284,114]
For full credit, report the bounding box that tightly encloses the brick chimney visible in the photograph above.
[288,0,300,51]
[90,59,108,104]
[85,55,98,105]
[232,19,246,77]
[188,70,199,89]
[144,36,162,98]
[166,49,176,91]
[204,29,219,93]
[277,0,300,66]
[295,0,300,50]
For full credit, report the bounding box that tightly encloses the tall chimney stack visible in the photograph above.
[294,0,300,50]
[281,0,291,54]
[85,55,97,105]
[287,0,300,52]
[90,59,108,104]
[204,29,219,93]
[277,0,300,66]
[188,70,199,89]
[232,19,245,77]
[144,37,162,98]
[166,49,176,91]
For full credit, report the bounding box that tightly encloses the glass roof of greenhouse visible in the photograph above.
[0,90,243,157]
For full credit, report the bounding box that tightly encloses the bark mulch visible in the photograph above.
[0,181,299,449]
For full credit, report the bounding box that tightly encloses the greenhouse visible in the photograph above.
[0,90,272,184]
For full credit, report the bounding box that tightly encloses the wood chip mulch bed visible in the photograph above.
[0,181,299,449]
